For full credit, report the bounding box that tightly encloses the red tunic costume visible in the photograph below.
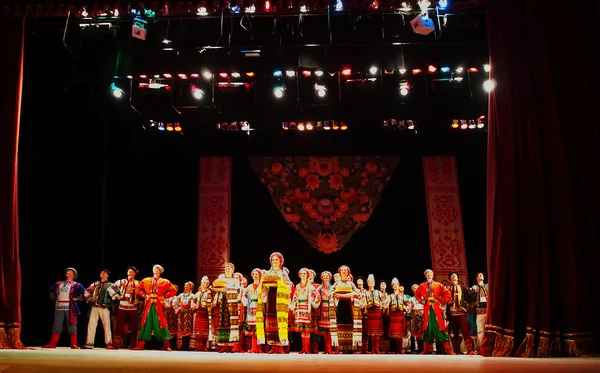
[415,276,454,355]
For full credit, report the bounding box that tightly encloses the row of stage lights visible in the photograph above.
[451,117,486,130]
[109,64,492,99]
[382,119,416,130]
[54,1,452,20]
[143,120,184,133]
[282,121,348,131]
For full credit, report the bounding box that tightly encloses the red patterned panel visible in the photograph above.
[197,157,232,285]
[422,156,469,285]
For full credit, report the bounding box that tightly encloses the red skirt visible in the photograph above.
[366,308,383,337]
[389,310,408,338]
[193,308,210,337]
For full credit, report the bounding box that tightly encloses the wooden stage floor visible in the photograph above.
[0,348,598,373]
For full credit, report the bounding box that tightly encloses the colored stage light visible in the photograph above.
[191,85,204,100]
[477,116,485,128]
[273,86,285,98]
[110,82,124,98]
[440,66,450,73]
[340,123,348,130]
[246,72,255,77]
[174,123,182,132]
[468,120,476,129]
[166,123,174,131]
[273,70,283,77]
[412,68,422,74]
[332,122,340,130]
[264,1,272,12]
[451,119,459,128]
[341,68,351,76]
[428,65,437,73]
[315,84,327,97]
[323,121,331,130]
[407,120,415,130]
[438,0,448,10]
[301,70,312,77]
[298,122,305,131]
[468,67,478,73]
[399,81,410,96]
[460,120,468,130]
[163,73,172,78]
[335,0,344,11]
[306,122,314,130]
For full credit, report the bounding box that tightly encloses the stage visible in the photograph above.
[0,349,598,373]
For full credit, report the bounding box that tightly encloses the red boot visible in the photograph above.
[232,342,244,353]
[443,341,455,355]
[396,338,405,354]
[131,340,145,350]
[247,335,258,353]
[299,337,311,354]
[163,340,172,351]
[465,339,478,355]
[42,333,60,349]
[194,337,207,351]
[311,341,318,354]
[420,342,433,354]
[70,334,79,349]
[324,334,333,354]
[373,337,382,354]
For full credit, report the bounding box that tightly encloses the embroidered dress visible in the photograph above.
[408,296,424,338]
[190,288,211,350]
[174,292,196,349]
[242,284,260,335]
[164,297,178,337]
[331,280,363,352]
[388,293,409,339]
[292,282,321,336]
[256,268,291,347]
[213,276,241,346]
[364,289,384,337]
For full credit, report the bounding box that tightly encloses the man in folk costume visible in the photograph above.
[42,267,86,349]
[107,266,141,349]
[132,264,178,351]
[388,278,411,354]
[211,262,242,352]
[414,269,454,354]
[331,265,363,353]
[470,272,488,351]
[292,268,321,354]
[256,252,292,354]
[174,281,196,350]
[363,274,385,354]
[191,276,212,351]
[242,269,263,353]
[83,269,113,349]
[316,271,336,354]
[408,283,424,353]
[446,272,477,355]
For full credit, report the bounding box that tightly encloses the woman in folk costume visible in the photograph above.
[174,281,196,350]
[379,280,392,353]
[256,252,293,354]
[292,268,321,354]
[388,278,411,354]
[364,274,385,354]
[164,284,179,349]
[133,264,178,351]
[232,272,246,352]
[242,268,263,353]
[331,265,363,353]
[316,271,336,354]
[211,262,242,353]
[42,267,86,349]
[408,283,425,353]
[354,276,369,354]
[191,276,212,351]
[307,269,320,353]
[284,267,295,353]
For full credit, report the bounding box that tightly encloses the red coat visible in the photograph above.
[136,277,177,329]
[415,281,451,331]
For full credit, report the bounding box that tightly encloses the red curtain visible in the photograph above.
[484,0,600,357]
[251,156,398,254]
[0,16,25,346]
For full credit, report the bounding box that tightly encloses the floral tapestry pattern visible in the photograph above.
[251,156,399,254]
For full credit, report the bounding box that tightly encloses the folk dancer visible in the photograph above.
[232,272,246,352]
[470,272,488,351]
[292,268,321,354]
[331,265,363,353]
[42,267,86,349]
[388,278,411,354]
[256,252,292,354]
[212,262,241,353]
[307,269,320,353]
[164,284,179,350]
[364,274,385,354]
[379,280,391,353]
[191,276,212,351]
[446,272,477,355]
[83,269,113,349]
[133,264,178,351]
[316,271,337,354]
[414,269,454,354]
[408,284,424,353]
[107,266,141,349]
[174,281,196,350]
[354,276,369,354]
[242,269,263,353]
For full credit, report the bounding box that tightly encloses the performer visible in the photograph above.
[364,274,384,354]
[316,271,336,354]
[233,272,246,352]
[331,265,363,353]
[292,268,321,354]
[191,276,212,351]
[388,278,410,354]
[212,262,241,352]
[256,252,292,354]
[408,284,424,353]
[164,285,179,349]
[470,272,488,351]
[446,272,477,355]
[355,276,368,354]
[379,280,391,353]
[132,264,178,351]
[174,281,196,350]
[414,269,453,354]
[42,267,86,349]
[307,269,320,353]
[83,269,113,349]
[242,269,262,353]
[107,266,141,349]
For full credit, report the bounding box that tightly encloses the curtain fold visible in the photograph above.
[251,156,398,254]
[484,0,600,357]
[0,16,25,346]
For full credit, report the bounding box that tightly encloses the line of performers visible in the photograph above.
[41,252,489,355]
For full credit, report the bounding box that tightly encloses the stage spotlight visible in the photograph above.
[477,116,485,128]
[203,71,212,80]
[314,70,324,77]
[191,85,204,100]
[230,122,238,131]
[399,81,410,96]
[451,119,459,128]
[456,67,464,73]
[289,122,297,130]
[407,120,415,130]
[341,68,351,76]
[468,120,476,129]
[340,122,348,130]
[460,120,468,130]
[438,0,448,10]
[273,70,283,77]
[315,84,327,97]
[412,68,422,75]
[273,86,285,98]
[369,66,378,75]
[428,65,437,73]
[332,122,340,130]
[483,64,490,72]
[110,82,124,98]
[323,121,331,130]
[158,122,165,131]
[166,123,174,131]
[231,72,241,78]
[399,68,407,75]
[285,70,296,77]
[315,121,323,130]
[282,122,289,130]
[298,122,306,131]
[174,123,182,132]
[335,0,344,11]
[440,66,451,73]
[483,79,496,92]
[306,122,314,130]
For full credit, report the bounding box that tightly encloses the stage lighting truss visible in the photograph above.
[143,120,183,133]
[282,121,348,132]
[381,119,416,131]
[217,121,255,134]
[450,116,486,130]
